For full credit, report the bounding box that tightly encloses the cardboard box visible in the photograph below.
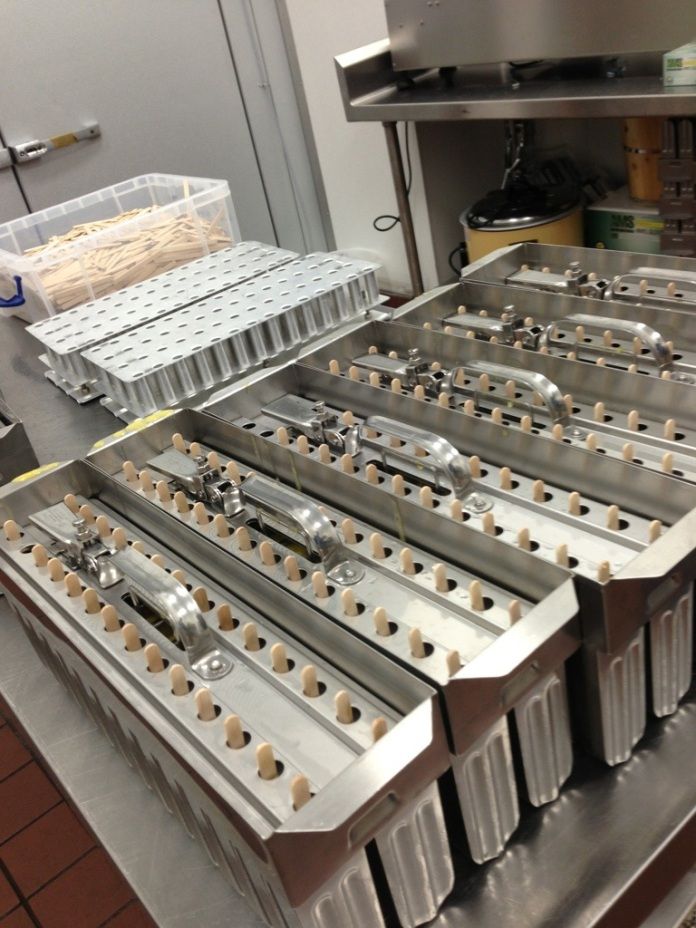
[584,188,664,254]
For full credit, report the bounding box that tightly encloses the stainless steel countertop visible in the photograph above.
[0,318,117,464]
[0,315,694,927]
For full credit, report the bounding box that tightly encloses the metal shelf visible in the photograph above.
[336,40,696,122]
[335,40,696,296]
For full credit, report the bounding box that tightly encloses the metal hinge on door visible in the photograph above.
[0,122,100,170]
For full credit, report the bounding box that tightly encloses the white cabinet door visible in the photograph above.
[0,0,276,243]
[0,170,27,223]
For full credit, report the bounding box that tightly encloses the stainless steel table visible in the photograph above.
[0,315,694,927]
[0,318,117,464]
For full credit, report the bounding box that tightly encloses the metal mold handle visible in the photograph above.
[555,314,673,367]
[28,501,230,680]
[109,547,231,680]
[241,473,363,584]
[442,360,569,426]
[362,416,491,512]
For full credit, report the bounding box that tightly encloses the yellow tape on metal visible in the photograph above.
[12,462,63,483]
[90,409,174,450]
[50,133,79,149]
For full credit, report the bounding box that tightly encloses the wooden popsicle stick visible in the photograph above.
[225,715,246,749]
[64,493,80,513]
[446,650,461,677]
[433,563,449,593]
[469,579,484,611]
[174,491,189,515]
[112,527,128,550]
[341,588,358,617]
[312,571,329,599]
[301,665,320,698]
[235,526,252,551]
[372,718,388,742]
[170,664,190,696]
[482,512,496,536]
[408,627,426,658]
[31,544,48,568]
[122,623,141,651]
[335,691,354,724]
[156,481,172,505]
[101,604,120,632]
[271,642,290,674]
[243,622,261,651]
[83,588,101,614]
[64,572,82,598]
[257,743,279,779]
[145,643,165,673]
[373,606,391,637]
[217,603,235,631]
[213,514,230,538]
[195,688,217,722]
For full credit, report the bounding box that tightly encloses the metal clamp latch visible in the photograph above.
[441,310,524,345]
[262,396,361,455]
[149,448,243,517]
[506,262,610,299]
[352,350,444,395]
[29,502,230,679]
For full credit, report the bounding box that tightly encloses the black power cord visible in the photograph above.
[372,122,412,232]
[448,241,468,276]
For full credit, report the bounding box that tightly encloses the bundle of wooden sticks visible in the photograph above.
[27,206,232,311]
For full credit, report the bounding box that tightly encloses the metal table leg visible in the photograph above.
[383,121,424,296]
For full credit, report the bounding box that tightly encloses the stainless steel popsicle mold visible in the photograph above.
[80,254,379,417]
[326,317,696,485]
[461,242,696,312]
[87,408,581,864]
[27,242,299,394]
[395,277,696,384]
[203,359,696,767]
[0,460,455,928]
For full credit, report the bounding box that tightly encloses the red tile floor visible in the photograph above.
[0,702,155,928]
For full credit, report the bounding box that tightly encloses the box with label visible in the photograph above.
[664,42,696,87]
[584,188,664,254]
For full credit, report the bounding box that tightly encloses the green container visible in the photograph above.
[584,188,664,255]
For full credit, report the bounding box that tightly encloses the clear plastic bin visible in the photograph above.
[0,173,239,322]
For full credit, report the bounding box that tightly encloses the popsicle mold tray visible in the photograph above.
[0,460,451,928]
[28,248,380,416]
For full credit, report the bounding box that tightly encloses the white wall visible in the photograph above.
[282,0,438,295]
